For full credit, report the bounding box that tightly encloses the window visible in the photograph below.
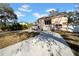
[45,20,51,25]
[55,24,62,29]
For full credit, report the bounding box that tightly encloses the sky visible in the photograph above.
[9,3,78,23]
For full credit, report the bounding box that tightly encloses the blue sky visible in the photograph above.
[9,3,77,23]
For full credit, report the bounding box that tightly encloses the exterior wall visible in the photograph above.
[51,17,68,31]
[38,19,45,30]
[38,18,52,30]
[38,16,68,31]
[60,17,68,31]
[43,25,51,30]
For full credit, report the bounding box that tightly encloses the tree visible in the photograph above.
[58,12,68,17]
[49,9,58,17]
[0,3,17,30]
[67,12,75,23]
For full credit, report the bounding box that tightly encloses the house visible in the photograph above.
[37,16,51,31]
[51,15,68,31]
[37,15,68,31]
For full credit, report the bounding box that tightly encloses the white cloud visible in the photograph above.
[46,8,57,13]
[18,4,32,12]
[15,11,25,18]
[33,12,48,18]
[33,13,40,18]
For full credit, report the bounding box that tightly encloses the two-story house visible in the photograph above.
[37,15,68,31]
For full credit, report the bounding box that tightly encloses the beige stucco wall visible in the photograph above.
[38,19,45,30]
[51,17,68,31]
[38,16,68,31]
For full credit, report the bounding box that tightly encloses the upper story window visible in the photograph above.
[45,20,51,25]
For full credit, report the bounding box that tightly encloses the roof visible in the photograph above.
[51,15,67,19]
[37,16,51,22]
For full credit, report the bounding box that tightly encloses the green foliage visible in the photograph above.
[10,23,22,30]
[0,22,33,31]
[0,3,18,30]
[0,23,21,31]
[21,24,28,30]
[26,23,33,29]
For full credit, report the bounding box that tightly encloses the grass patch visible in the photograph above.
[0,31,39,49]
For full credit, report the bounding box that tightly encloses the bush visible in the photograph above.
[22,25,28,30]
[10,23,23,30]
[0,23,31,31]
[1,23,23,31]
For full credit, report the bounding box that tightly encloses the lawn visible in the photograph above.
[0,31,39,49]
